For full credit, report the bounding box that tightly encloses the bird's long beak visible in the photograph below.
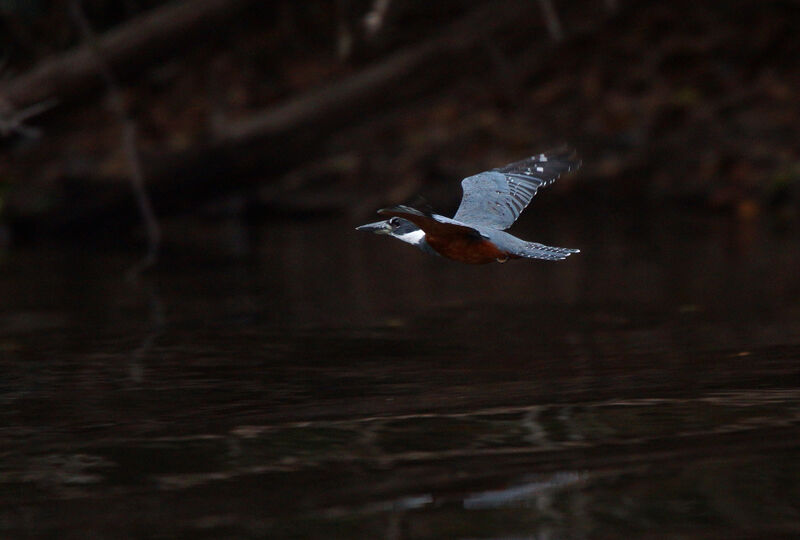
[355,220,391,234]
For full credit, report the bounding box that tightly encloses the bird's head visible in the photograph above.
[356,216,425,246]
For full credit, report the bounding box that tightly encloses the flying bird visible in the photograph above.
[356,148,581,264]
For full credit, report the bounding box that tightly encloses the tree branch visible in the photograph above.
[69,0,160,276]
[0,0,254,110]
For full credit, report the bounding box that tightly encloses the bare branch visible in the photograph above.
[336,0,355,59]
[0,100,56,138]
[69,0,161,276]
[364,0,393,39]
[0,58,56,139]
[537,0,564,42]
[0,0,253,111]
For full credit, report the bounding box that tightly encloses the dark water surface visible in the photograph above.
[2,210,800,538]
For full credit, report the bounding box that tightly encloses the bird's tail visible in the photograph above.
[512,241,580,261]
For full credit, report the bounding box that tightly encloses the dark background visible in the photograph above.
[1,0,798,246]
[2,2,800,539]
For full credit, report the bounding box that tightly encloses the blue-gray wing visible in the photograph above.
[452,149,580,230]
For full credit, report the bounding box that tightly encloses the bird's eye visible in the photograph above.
[388,217,401,227]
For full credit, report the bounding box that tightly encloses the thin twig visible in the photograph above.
[0,58,56,139]
[336,0,354,59]
[537,0,564,42]
[128,281,165,384]
[363,0,392,39]
[69,0,160,277]
[0,101,55,138]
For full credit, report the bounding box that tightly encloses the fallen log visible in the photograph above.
[217,0,536,142]
[0,0,254,110]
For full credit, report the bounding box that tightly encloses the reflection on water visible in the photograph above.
[1,209,800,538]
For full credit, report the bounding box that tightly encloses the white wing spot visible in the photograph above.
[536,166,544,172]
[539,154,548,161]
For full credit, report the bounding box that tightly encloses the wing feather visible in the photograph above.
[453,149,580,230]
[514,241,580,261]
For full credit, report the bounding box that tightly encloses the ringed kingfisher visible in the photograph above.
[356,148,580,264]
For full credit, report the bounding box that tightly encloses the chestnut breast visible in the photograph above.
[425,233,509,264]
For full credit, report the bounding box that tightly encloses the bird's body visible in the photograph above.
[357,149,580,264]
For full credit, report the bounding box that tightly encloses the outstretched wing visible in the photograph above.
[453,148,580,230]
